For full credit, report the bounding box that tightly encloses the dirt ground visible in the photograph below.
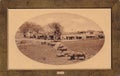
[16,39,104,65]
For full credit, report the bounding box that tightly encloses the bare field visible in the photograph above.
[16,39,104,65]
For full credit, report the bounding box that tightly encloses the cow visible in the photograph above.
[47,41,56,47]
[57,46,67,52]
[68,51,86,60]
[76,52,86,60]
[56,50,70,57]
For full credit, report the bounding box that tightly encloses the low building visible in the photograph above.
[61,33,86,40]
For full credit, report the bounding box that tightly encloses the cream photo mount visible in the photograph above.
[8,9,111,70]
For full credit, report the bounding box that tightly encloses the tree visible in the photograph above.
[19,22,44,38]
[46,22,63,40]
[19,22,43,33]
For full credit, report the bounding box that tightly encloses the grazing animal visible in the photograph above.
[56,50,64,57]
[68,51,86,60]
[41,41,46,45]
[47,42,56,47]
[54,42,62,50]
[68,51,76,60]
[69,54,76,60]
[76,53,86,60]
[56,50,70,57]
[58,46,67,52]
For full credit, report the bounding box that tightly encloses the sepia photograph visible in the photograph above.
[15,13,105,65]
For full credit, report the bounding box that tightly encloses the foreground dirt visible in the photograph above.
[16,39,104,65]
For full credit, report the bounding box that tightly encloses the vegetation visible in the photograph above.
[19,22,43,33]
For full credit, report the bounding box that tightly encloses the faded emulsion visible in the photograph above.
[15,13,105,65]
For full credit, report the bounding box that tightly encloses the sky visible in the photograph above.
[27,13,102,32]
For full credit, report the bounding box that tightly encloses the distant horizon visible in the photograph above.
[22,21,102,32]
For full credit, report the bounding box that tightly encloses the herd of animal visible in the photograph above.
[41,41,86,60]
